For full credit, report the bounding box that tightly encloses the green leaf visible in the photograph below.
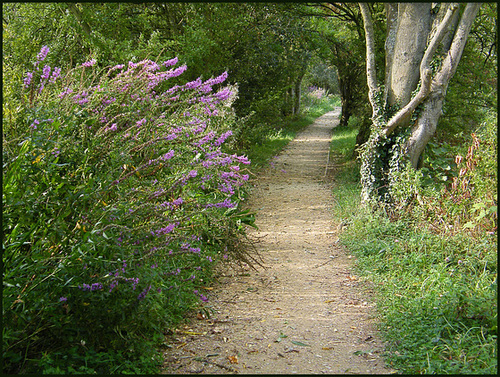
[463,221,476,229]
[291,340,310,347]
[275,332,288,342]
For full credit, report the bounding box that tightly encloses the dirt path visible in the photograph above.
[161,109,393,374]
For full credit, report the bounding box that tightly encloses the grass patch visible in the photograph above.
[329,123,497,374]
[329,126,362,221]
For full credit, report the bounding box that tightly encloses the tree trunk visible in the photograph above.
[358,2,481,206]
[283,77,293,116]
[406,3,481,168]
[293,75,303,115]
[386,3,432,108]
[338,75,352,127]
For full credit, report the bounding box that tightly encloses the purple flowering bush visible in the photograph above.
[3,47,255,373]
[301,85,329,109]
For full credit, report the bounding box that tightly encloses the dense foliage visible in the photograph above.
[2,2,326,148]
[3,47,255,373]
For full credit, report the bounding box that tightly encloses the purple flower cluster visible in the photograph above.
[108,276,140,293]
[50,67,62,84]
[204,198,236,209]
[194,290,209,302]
[38,51,253,313]
[59,87,73,99]
[196,131,216,147]
[103,123,118,133]
[137,285,152,300]
[163,57,178,67]
[151,223,176,237]
[180,243,202,254]
[72,91,91,106]
[214,130,233,147]
[215,88,233,101]
[82,59,96,68]
[23,72,33,88]
[79,283,103,291]
[41,65,51,81]
[23,46,62,103]
[36,46,50,64]
[160,150,175,161]
[157,197,183,211]
[180,169,198,185]
[30,119,39,130]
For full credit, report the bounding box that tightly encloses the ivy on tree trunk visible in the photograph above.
[358,2,481,207]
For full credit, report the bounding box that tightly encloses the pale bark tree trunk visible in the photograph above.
[358,2,481,205]
[406,3,481,169]
[386,3,432,108]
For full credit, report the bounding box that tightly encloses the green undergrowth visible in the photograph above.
[330,120,497,374]
[3,51,255,374]
[244,95,340,169]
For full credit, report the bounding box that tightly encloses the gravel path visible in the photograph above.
[161,109,394,374]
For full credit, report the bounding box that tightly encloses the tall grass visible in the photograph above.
[329,117,497,374]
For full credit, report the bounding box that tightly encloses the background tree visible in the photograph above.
[3,2,324,149]
[305,3,386,156]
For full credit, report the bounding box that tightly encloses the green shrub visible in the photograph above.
[3,47,254,373]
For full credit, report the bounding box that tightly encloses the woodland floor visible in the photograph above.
[161,109,395,374]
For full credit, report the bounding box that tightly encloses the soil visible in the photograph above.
[161,109,395,374]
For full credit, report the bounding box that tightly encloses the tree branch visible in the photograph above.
[435,3,482,83]
[383,3,398,105]
[382,3,460,137]
[67,3,92,40]
[359,3,381,120]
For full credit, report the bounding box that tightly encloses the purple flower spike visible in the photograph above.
[161,150,175,161]
[138,285,152,300]
[163,57,179,67]
[23,72,33,88]
[41,65,51,80]
[215,88,233,101]
[36,46,50,63]
[50,67,62,83]
[82,59,96,68]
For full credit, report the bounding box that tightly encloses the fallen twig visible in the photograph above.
[314,255,338,268]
